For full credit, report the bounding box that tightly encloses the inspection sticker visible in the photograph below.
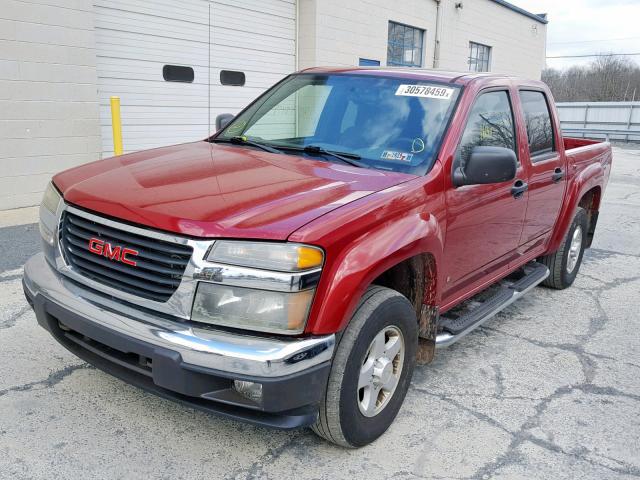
[395,84,454,99]
[381,150,413,162]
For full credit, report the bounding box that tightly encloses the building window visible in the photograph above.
[387,21,424,67]
[468,42,491,72]
[220,70,245,86]
[162,65,194,83]
[359,58,380,66]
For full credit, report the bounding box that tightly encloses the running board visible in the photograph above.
[435,262,549,348]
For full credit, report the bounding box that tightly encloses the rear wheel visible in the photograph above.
[540,207,588,289]
[312,286,417,447]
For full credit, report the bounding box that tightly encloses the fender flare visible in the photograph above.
[305,211,444,335]
[547,161,604,254]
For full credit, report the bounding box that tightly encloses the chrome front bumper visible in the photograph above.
[23,253,335,378]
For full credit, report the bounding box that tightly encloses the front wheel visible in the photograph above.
[312,286,418,448]
[539,207,588,289]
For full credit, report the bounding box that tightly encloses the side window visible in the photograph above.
[456,90,517,169]
[520,90,554,159]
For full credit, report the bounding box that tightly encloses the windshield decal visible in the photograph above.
[381,150,414,162]
[411,138,426,153]
[395,84,454,100]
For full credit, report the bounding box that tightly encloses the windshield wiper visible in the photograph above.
[277,144,365,168]
[213,136,283,154]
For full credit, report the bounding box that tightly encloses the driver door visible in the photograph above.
[442,89,529,301]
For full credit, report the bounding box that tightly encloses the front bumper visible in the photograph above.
[23,253,335,429]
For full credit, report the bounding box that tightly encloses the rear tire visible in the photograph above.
[311,285,418,448]
[539,207,588,289]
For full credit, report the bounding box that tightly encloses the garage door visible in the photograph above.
[94,0,296,156]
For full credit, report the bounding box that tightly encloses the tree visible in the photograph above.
[542,55,640,102]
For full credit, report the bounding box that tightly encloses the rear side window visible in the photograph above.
[456,90,516,168]
[520,90,554,158]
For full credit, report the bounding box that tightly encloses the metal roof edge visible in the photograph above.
[490,0,549,24]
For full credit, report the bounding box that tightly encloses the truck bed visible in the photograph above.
[563,136,612,172]
[563,136,604,151]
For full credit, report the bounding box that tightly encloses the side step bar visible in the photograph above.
[435,262,549,348]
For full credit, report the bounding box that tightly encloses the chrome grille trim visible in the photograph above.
[53,204,215,319]
[60,211,193,302]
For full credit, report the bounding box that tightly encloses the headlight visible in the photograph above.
[39,182,62,245]
[195,241,323,334]
[192,283,315,334]
[207,241,323,272]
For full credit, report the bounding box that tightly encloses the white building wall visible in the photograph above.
[438,0,546,79]
[0,0,547,211]
[298,0,438,69]
[298,0,546,79]
[0,0,101,210]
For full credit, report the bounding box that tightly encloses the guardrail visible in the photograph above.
[562,128,640,142]
[556,101,640,143]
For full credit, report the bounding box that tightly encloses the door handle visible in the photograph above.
[552,167,564,183]
[511,179,528,199]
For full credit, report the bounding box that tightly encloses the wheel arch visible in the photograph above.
[578,185,602,248]
[304,211,444,340]
[546,162,605,254]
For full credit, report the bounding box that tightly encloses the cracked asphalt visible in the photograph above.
[1,146,639,480]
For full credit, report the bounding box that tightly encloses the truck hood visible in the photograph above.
[54,141,414,239]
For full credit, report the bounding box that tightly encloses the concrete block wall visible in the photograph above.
[0,0,101,210]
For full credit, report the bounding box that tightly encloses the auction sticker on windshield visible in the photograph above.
[395,84,454,99]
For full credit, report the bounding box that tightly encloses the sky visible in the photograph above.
[507,0,640,70]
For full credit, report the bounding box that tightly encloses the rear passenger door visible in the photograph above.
[518,89,567,245]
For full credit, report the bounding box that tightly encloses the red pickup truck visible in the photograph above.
[24,67,611,447]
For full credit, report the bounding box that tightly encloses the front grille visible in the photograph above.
[59,211,193,302]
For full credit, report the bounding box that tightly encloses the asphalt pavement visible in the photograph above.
[1,146,639,479]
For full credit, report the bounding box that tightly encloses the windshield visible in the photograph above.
[215,73,461,175]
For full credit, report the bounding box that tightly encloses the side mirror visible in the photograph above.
[216,113,234,131]
[452,146,517,187]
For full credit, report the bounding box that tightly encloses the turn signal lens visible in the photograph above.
[296,246,324,270]
[207,241,323,272]
[39,182,62,245]
[41,182,62,215]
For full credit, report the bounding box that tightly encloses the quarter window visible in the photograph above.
[456,91,516,168]
[387,22,424,67]
[520,90,555,158]
[468,42,491,72]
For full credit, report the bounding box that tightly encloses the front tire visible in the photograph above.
[540,207,588,289]
[312,286,417,448]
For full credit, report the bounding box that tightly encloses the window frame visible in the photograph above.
[518,88,557,162]
[387,21,425,68]
[468,42,492,72]
[453,87,519,177]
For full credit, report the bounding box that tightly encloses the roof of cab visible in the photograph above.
[298,66,538,86]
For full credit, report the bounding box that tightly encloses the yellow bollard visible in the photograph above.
[110,96,123,156]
